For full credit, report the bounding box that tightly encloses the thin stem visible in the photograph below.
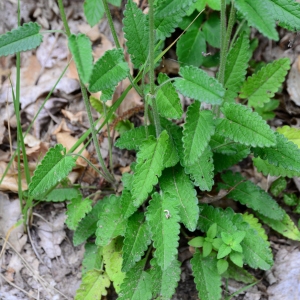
[57,0,114,183]
[57,0,71,36]
[103,102,114,172]
[148,0,161,137]
[217,0,227,85]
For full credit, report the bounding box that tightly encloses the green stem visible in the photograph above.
[102,0,143,97]
[148,0,161,137]
[103,102,114,172]
[57,0,114,183]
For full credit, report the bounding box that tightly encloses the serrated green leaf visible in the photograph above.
[277,125,300,148]
[224,32,251,102]
[234,0,278,40]
[123,0,149,68]
[174,66,225,104]
[156,73,183,119]
[154,0,196,40]
[198,204,273,270]
[28,144,76,199]
[0,22,42,56]
[270,177,287,197]
[240,58,290,107]
[89,96,115,120]
[176,29,206,67]
[150,258,181,300]
[73,199,108,246]
[132,131,169,207]
[218,171,284,220]
[118,259,152,300]
[89,48,129,92]
[103,240,125,293]
[75,270,110,299]
[122,212,151,272]
[265,0,300,31]
[160,118,181,168]
[216,103,276,147]
[160,165,199,231]
[83,0,104,27]
[252,132,300,172]
[185,146,214,191]
[191,250,222,300]
[242,213,268,241]
[96,195,127,246]
[146,193,180,270]
[207,0,221,10]
[253,156,300,178]
[82,243,103,275]
[66,196,93,230]
[115,125,156,150]
[257,212,300,241]
[202,12,220,48]
[183,102,215,164]
[108,0,122,7]
[44,187,80,202]
[120,189,137,219]
[68,34,93,84]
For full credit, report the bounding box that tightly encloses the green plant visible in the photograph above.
[2,0,300,299]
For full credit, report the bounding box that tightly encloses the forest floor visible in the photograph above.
[1,0,300,299]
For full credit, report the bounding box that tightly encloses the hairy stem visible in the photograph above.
[148,0,161,136]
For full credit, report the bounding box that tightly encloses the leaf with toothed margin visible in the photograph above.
[160,164,199,232]
[132,131,169,207]
[183,101,215,164]
[215,103,276,147]
[174,66,225,105]
[146,193,180,270]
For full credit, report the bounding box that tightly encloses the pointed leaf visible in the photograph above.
[257,212,300,241]
[75,270,110,299]
[68,34,93,84]
[83,0,104,27]
[118,259,152,300]
[234,0,278,40]
[183,101,215,164]
[73,198,109,246]
[155,0,195,18]
[146,193,180,270]
[242,213,268,241]
[44,187,80,202]
[240,58,290,107]
[0,22,42,56]
[218,171,285,220]
[96,195,127,246]
[176,29,206,67]
[66,196,93,230]
[89,48,129,92]
[156,73,183,119]
[160,165,199,231]
[215,103,276,147]
[122,212,151,272]
[265,0,300,31]
[253,157,300,178]
[115,125,156,150]
[191,250,222,300]
[224,32,251,102]
[150,258,181,300]
[123,0,149,68]
[120,189,137,219]
[185,146,214,191]
[132,131,169,207]
[28,144,76,198]
[252,132,300,172]
[174,66,225,104]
